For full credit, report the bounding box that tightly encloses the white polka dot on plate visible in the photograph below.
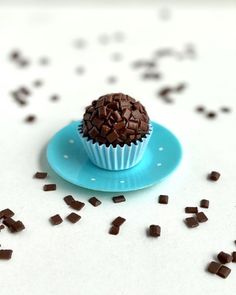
[69,139,74,144]
[158,147,164,151]
[119,180,125,183]
[64,155,69,159]
[157,163,162,167]
[91,178,96,181]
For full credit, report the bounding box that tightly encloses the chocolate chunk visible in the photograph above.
[112,195,126,203]
[185,207,198,214]
[50,214,63,225]
[43,184,56,191]
[70,200,85,211]
[159,87,172,97]
[25,115,36,123]
[206,111,216,119]
[196,212,208,223]
[220,106,231,113]
[107,130,119,143]
[185,217,199,228]
[0,249,13,260]
[149,225,161,237]
[64,195,75,205]
[66,212,81,224]
[200,199,209,208]
[208,261,222,274]
[175,83,186,92]
[217,251,232,264]
[232,252,236,262]
[158,195,168,204]
[208,171,220,181]
[0,209,14,219]
[11,220,25,232]
[34,172,48,179]
[112,216,126,227]
[217,265,231,279]
[109,226,119,235]
[0,224,5,231]
[3,217,16,229]
[195,106,205,112]
[88,197,102,207]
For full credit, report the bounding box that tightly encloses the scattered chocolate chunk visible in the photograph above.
[66,212,81,224]
[159,87,172,97]
[220,107,231,113]
[50,95,59,102]
[217,251,232,264]
[206,111,216,119]
[25,115,36,123]
[112,216,126,227]
[217,265,231,279]
[112,195,126,203]
[3,217,16,231]
[208,261,222,274]
[33,80,43,87]
[43,184,56,191]
[50,214,63,225]
[64,195,75,206]
[149,225,161,237]
[109,225,119,235]
[208,171,220,181]
[10,50,20,60]
[158,195,168,204]
[185,217,199,228]
[200,199,209,209]
[88,197,102,207]
[232,252,236,262]
[34,172,47,179]
[0,249,13,260]
[195,106,205,112]
[0,209,14,219]
[175,83,186,92]
[12,220,25,232]
[70,200,85,211]
[0,224,5,231]
[196,212,208,223]
[185,207,198,214]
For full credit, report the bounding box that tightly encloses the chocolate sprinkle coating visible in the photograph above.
[80,93,150,147]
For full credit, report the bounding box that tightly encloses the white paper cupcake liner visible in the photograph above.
[78,124,152,171]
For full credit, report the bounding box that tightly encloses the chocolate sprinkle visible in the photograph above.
[34,172,48,179]
[66,212,81,224]
[0,249,13,260]
[217,251,232,264]
[88,197,102,207]
[112,195,126,203]
[43,184,56,191]
[50,214,63,225]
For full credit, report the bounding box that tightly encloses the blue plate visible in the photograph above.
[47,120,182,192]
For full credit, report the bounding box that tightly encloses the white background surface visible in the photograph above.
[0,4,236,295]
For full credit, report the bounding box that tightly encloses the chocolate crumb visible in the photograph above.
[195,106,205,112]
[50,214,63,225]
[25,115,36,123]
[0,209,15,219]
[0,224,5,231]
[70,200,85,211]
[220,107,231,113]
[33,80,43,87]
[196,212,208,223]
[50,95,59,102]
[206,111,216,119]
[88,197,102,207]
[232,252,236,262]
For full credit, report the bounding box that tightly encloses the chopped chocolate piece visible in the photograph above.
[50,214,63,225]
[220,106,231,113]
[208,261,222,274]
[50,95,59,102]
[200,199,209,208]
[185,207,198,214]
[0,249,13,260]
[112,216,126,227]
[109,226,119,235]
[3,217,16,231]
[34,172,48,179]
[159,87,172,97]
[25,115,36,123]
[64,195,75,206]
[11,220,25,232]
[185,217,199,228]
[43,184,56,191]
[217,265,231,279]
[112,195,126,203]
[195,106,205,112]
[158,195,168,204]
[0,209,14,219]
[88,197,102,207]
[0,224,5,231]
[66,212,81,224]
[208,171,220,181]
[70,200,85,211]
[149,225,161,237]
[196,212,208,223]
[232,252,236,262]
[217,251,232,264]
[206,111,216,119]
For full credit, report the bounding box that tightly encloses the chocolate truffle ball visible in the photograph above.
[80,93,150,147]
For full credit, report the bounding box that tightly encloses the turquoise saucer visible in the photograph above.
[47,120,182,192]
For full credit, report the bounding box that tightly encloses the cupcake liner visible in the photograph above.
[78,124,153,171]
